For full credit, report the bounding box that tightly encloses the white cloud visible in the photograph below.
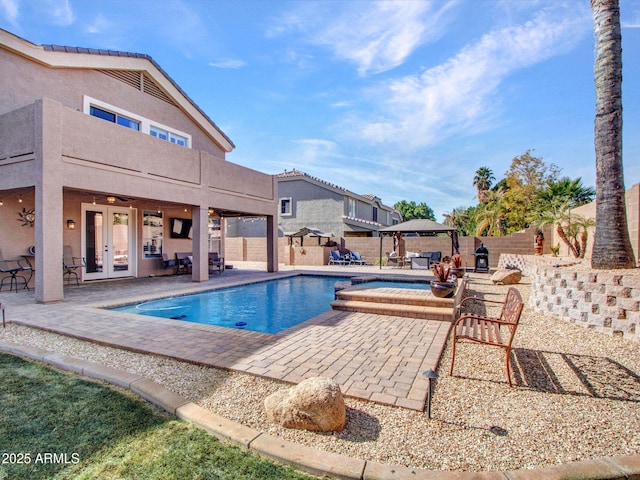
[313,0,459,76]
[353,5,590,149]
[0,0,19,26]
[268,0,460,76]
[45,0,74,26]
[209,59,247,69]
[85,13,111,34]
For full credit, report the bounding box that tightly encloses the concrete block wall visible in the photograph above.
[498,254,639,342]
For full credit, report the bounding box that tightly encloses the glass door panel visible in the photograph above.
[109,211,131,277]
[82,204,136,281]
[84,210,104,278]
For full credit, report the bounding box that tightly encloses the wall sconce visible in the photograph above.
[106,195,116,204]
[67,219,76,230]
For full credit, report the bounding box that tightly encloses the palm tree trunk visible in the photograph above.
[590,0,636,268]
[557,225,579,258]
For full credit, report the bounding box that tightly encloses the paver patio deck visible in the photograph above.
[0,263,453,411]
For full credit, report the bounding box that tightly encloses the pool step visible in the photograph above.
[330,299,454,321]
[335,287,454,308]
[331,287,456,321]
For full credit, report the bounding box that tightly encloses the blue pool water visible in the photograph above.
[112,275,349,334]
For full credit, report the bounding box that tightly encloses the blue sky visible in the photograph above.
[2,0,639,220]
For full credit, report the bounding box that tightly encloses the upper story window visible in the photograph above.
[90,106,140,131]
[280,198,292,216]
[348,198,357,217]
[372,206,378,222]
[150,126,188,147]
[83,96,191,148]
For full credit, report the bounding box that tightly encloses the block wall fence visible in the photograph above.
[499,254,639,343]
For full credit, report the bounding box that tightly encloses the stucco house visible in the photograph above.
[226,169,401,239]
[0,29,278,303]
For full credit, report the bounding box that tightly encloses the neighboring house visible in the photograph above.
[0,29,278,303]
[227,169,401,238]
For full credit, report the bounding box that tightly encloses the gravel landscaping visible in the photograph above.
[2,273,639,473]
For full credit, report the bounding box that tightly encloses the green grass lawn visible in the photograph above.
[0,353,315,480]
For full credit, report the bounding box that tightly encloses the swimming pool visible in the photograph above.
[112,275,350,334]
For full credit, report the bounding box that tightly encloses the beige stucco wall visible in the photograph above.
[1,38,279,301]
[559,182,639,263]
[0,47,226,157]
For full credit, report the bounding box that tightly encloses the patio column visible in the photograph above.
[191,205,209,282]
[266,214,278,272]
[34,98,64,302]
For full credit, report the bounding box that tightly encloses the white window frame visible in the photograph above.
[83,96,191,148]
[348,197,357,217]
[280,197,292,216]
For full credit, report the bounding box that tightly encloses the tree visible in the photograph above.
[473,167,495,203]
[502,150,560,233]
[393,200,435,221]
[475,188,507,236]
[591,0,636,268]
[535,178,596,258]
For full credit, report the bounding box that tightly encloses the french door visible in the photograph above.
[82,204,137,280]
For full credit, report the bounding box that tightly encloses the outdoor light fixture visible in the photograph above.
[67,219,76,230]
[18,194,23,203]
[0,198,3,206]
[422,369,439,419]
[92,197,96,205]
[106,195,116,204]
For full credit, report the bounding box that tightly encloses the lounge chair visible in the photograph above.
[328,250,349,265]
[63,245,86,286]
[350,252,367,265]
[208,252,225,274]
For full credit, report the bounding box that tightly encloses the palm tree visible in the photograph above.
[443,206,469,235]
[475,188,506,236]
[572,215,596,258]
[535,178,596,258]
[591,0,636,268]
[473,167,495,203]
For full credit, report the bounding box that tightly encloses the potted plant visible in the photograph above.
[430,263,456,298]
[450,253,464,278]
[549,244,560,257]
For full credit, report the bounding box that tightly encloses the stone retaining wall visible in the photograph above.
[498,254,640,342]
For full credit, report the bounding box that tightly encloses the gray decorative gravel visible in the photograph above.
[2,274,638,472]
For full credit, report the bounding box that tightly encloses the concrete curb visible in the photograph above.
[1,341,638,480]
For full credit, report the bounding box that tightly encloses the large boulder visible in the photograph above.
[491,269,522,285]
[264,377,346,432]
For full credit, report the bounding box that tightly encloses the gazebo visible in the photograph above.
[378,219,458,269]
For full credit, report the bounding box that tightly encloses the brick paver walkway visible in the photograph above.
[0,263,453,411]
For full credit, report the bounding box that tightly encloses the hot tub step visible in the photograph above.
[335,288,454,308]
[330,299,453,321]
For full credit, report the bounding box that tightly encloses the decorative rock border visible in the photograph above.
[498,254,639,342]
[1,341,639,479]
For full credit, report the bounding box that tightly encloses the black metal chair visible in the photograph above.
[63,245,86,286]
[0,249,30,292]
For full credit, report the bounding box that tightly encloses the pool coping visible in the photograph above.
[2,342,638,480]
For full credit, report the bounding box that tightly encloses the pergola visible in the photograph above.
[283,227,334,246]
[378,219,458,269]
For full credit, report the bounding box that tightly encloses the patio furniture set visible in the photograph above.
[162,252,225,275]
[328,250,369,266]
